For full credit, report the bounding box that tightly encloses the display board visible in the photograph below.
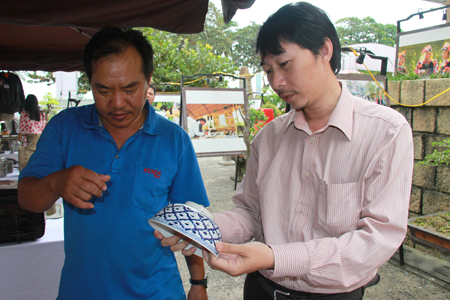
[396,23,450,76]
[152,93,181,125]
[337,74,389,106]
[181,87,247,157]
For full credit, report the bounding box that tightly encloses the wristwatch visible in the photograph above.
[189,274,208,288]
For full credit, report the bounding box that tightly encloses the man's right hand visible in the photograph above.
[53,165,110,209]
[154,230,198,256]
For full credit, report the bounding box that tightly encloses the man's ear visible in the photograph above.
[147,71,154,85]
[320,38,333,65]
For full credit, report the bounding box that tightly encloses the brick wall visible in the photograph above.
[389,78,450,260]
[389,78,450,216]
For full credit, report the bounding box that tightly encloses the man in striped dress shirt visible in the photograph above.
[157,2,413,299]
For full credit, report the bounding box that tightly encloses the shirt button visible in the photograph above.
[310,137,315,143]
[115,155,119,159]
[285,277,290,282]
[305,171,310,178]
[298,207,304,213]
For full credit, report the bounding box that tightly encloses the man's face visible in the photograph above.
[147,88,155,104]
[260,42,325,110]
[443,50,449,61]
[91,46,150,131]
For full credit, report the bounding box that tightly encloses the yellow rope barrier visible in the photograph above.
[156,71,261,87]
[348,48,450,107]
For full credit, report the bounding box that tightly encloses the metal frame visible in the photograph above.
[397,4,450,33]
[180,85,248,158]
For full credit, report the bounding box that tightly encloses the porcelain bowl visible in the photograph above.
[149,203,221,257]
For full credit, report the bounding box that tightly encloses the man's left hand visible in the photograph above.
[203,242,274,277]
[187,285,208,300]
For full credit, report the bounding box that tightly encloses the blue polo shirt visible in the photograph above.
[19,102,209,300]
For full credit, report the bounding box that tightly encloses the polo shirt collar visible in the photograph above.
[81,101,164,135]
[289,82,354,140]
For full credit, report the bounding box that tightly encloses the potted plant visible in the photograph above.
[408,212,450,253]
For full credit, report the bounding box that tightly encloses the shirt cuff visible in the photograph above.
[269,242,310,278]
[213,213,233,242]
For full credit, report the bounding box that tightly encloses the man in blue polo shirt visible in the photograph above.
[18,27,209,300]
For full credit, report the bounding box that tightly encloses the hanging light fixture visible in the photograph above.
[418,9,424,19]
[356,48,366,65]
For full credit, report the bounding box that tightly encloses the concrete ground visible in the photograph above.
[176,156,450,299]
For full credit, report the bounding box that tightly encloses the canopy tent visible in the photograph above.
[0,0,255,72]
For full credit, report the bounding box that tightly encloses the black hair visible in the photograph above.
[24,94,41,121]
[83,26,154,82]
[256,2,341,74]
[148,84,156,95]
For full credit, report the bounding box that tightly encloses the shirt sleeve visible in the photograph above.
[269,122,413,287]
[19,112,26,133]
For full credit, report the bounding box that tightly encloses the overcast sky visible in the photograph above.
[211,0,447,31]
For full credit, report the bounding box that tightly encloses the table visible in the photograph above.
[0,156,65,300]
[0,167,19,189]
[0,218,64,300]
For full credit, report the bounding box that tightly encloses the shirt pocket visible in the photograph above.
[317,181,362,237]
[131,164,175,213]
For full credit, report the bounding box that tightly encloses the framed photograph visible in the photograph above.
[337,74,389,106]
[181,87,247,157]
[152,93,181,125]
[396,23,450,77]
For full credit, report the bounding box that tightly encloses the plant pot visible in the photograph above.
[408,212,450,254]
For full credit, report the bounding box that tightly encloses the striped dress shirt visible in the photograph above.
[214,84,414,294]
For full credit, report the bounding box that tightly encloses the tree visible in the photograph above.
[231,22,262,73]
[336,17,397,47]
[24,71,55,85]
[181,2,261,73]
[181,2,238,58]
[39,92,60,120]
[140,27,238,88]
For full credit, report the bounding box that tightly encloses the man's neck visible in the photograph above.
[101,109,147,150]
[303,79,342,133]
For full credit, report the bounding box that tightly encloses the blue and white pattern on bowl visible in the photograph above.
[149,203,222,257]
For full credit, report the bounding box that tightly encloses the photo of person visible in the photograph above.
[186,104,244,140]
[339,78,387,106]
[414,45,438,76]
[397,51,407,74]
[437,41,450,74]
[150,93,181,123]
[188,117,207,138]
[396,24,449,77]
